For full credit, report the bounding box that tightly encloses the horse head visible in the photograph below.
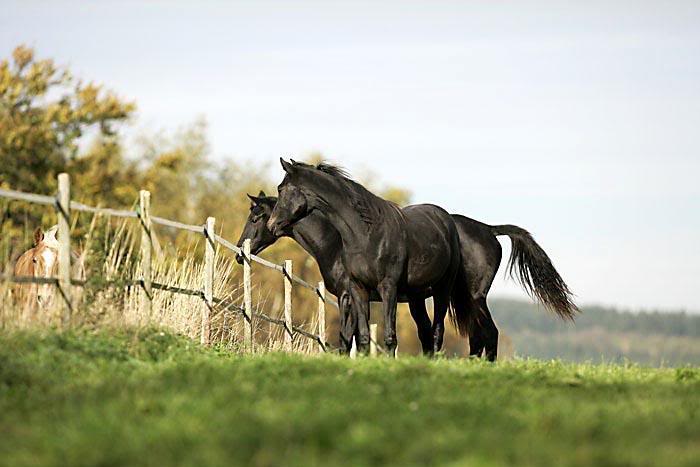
[235,191,280,264]
[14,225,60,307]
[267,158,311,236]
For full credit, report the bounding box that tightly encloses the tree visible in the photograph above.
[0,45,135,194]
[71,138,141,208]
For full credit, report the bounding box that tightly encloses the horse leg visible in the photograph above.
[377,280,398,357]
[349,282,371,355]
[465,258,499,360]
[477,298,499,361]
[460,296,484,357]
[432,291,450,353]
[338,291,354,355]
[408,297,434,356]
[468,323,486,358]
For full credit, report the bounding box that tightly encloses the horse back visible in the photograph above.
[402,204,460,288]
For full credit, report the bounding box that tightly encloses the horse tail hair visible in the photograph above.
[449,263,474,337]
[491,224,579,320]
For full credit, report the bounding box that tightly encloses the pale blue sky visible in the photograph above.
[2,1,699,311]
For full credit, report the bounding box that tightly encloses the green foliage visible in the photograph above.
[0,45,135,194]
[0,329,698,466]
[491,298,700,337]
[71,138,140,208]
[479,298,700,366]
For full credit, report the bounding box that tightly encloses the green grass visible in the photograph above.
[1,329,698,467]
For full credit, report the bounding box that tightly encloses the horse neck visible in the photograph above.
[304,174,383,250]
[14,248,36,276]
[290,212,344,289]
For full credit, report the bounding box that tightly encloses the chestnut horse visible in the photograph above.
[13,225,84,309]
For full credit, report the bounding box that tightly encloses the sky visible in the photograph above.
[2,1,699,311]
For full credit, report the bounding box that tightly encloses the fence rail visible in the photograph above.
[0,173,346,353]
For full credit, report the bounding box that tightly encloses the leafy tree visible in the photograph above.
[71,138,140,208]
[138,118,210,224]
[0,45,135,194]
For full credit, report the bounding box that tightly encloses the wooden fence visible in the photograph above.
[0,172,341,353]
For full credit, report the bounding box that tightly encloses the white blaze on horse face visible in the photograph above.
[35,227,59,306]
[43,225,59,249]
[37,248,57,306]
[40,248,57,276]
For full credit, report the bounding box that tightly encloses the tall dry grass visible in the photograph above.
[0,217,323,354]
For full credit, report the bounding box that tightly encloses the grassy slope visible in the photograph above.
[1,330,698,467]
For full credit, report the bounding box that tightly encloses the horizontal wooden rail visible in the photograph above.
[71,201,138,218]
[213,233,339,309]
[0,274,59,285]
[151,215,205,233]
[213,234,241,255]
[214,233,289,273]
[0,188,56,206]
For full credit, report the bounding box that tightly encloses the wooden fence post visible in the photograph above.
[202,216,215,346]
[57,173,72,327]
[243,239,253,352]
[317,281,326,353]
[139,190,152,317]
[284,259,293,351]
[370,323,378,357]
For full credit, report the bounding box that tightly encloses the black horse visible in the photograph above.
[236,191,365,352]
[267,159,462,356]
[236,183,577,360]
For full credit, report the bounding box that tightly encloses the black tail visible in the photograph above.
[491,224,578,320]
[448,263,474,338]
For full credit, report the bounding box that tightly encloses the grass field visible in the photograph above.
[1,329,698,467]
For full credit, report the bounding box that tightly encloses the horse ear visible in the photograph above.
[258,190,266,197]
[290,158,298,165]
[33,227,44,246]
[280,157,295,174]
[246,193,259,205]
[45,225,59,242]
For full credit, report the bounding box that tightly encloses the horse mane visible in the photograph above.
[315,162,352,180]
[293,160,396,227]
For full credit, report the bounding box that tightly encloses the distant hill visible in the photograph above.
[487,298,700,367]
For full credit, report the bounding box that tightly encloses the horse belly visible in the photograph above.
[405,247,450,288]
[402,206,455,289]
